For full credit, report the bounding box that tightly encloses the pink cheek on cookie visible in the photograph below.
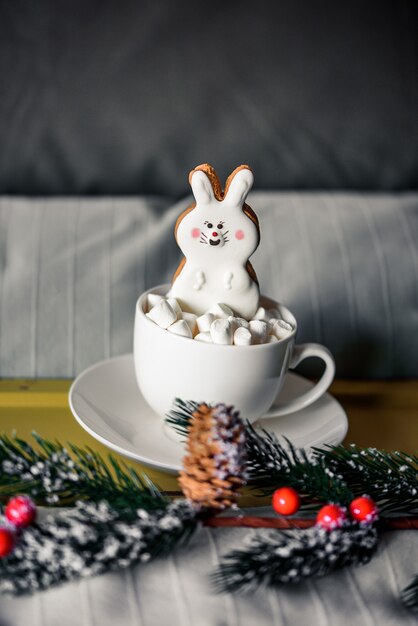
[191,228,200,238]
[235,230,245,240]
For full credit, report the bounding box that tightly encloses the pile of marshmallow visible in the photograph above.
[145,293,293,346]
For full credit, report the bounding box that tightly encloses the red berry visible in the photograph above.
[0,527,15,558]
[349,496,378,523]
[5,495,37,528]
[316,504,346,530]
[272,487,301,516]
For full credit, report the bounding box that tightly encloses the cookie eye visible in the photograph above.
[207,222,213,229]
[217,223,223,229]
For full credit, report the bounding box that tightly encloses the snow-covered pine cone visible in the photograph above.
[179,403,247,512]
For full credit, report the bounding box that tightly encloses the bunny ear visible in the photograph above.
[225,166,254,206]
[190,170,215,205]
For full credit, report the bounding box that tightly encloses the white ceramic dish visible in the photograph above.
[69,354,348,474]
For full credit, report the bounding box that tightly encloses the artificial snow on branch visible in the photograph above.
[0,399,416,610]
[166,399,418,518]
[0,499,197,595]
[402,573,418,612]
[212,522,379,593]
[0,433,165,514]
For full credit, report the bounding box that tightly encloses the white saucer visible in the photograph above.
[69,354,348,474]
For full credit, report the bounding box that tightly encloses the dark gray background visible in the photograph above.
[0,0,417,196]
[0,1,417,381]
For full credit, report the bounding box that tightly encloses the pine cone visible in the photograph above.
[179,403,247,512]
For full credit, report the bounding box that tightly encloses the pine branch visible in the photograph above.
[165,401,418,516]
[0,499,197,596]
[166,401,353,504]
[0,434,166,515]
[402,573,418,612]
[212,523,379,593]
[246,430,418,516]
[165,398,200,438]
[165,403,353,505]
[245,425,353,505]
[317,445,418,516]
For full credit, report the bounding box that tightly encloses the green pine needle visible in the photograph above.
[244,424,354,505]
[0,433,166,516]
[165,398,200,437]
[316,445,418,516]
[402,573,418,611]
[165,400,418,516]
[212,523,379,593]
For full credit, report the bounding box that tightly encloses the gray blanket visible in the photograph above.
[0,192,417,378]
[1,515,417,626]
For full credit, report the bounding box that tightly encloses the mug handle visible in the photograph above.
[262,343,336,419]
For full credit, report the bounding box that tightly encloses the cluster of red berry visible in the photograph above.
[272,487,378,530]
[0,496,37,558]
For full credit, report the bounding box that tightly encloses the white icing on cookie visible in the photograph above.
[224,271,233,290]
[193,270,205,291]
[168,166,260,319]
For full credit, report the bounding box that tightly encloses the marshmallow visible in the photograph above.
[228,316,250,333]
[253,306,270,322]
[233,327,252,346]
[166,297,182,316]
[210,319,233,345]
[249,320,269,344]
[181,312,197,335]
[146,293,164,311]
[195,332,213,343]
[272,319,293,340]
[196,312,215,333]
[146,300,178,329]
[208,303,234,319]
[267,334,279,343]
[268,318,279,333]
[146,291,291,346]
[167,319,193,338]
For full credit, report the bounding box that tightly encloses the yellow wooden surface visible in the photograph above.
[0,379,182,497]
[0,378,417,505]
[332,379,418,452]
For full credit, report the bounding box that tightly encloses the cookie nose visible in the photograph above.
[212,232,218,237]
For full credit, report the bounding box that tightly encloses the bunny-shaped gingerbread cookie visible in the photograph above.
[168,164,260,319]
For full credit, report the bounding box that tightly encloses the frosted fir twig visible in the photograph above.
[212,522,379,593]
[166,403,352,504]
[165,398,201,438]
[402,573,418,612]
[245,431,418,516]
[244,425,353,504]
[0,433,165,514]
[317,445,418,516]
[166,400,418,516]
[0,499,197,596]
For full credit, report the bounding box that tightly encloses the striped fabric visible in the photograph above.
[0,193,417,378]
[1,514,417,626]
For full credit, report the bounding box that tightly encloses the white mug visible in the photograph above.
[134,284,335,424]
